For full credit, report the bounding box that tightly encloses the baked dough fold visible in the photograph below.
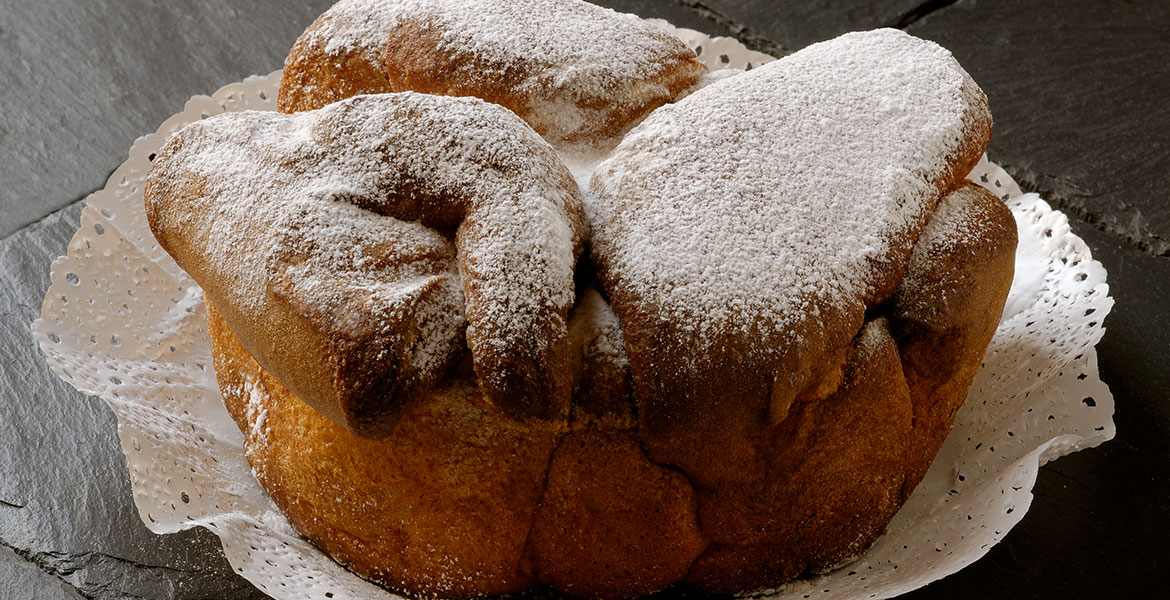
[146,93,585,436]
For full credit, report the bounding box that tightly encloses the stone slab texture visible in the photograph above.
[2,0,1167,598]
[1,204,267,600]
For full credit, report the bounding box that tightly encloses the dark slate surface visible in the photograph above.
[0,203,266,600]
[905,0,1170,257]
[0,544,86,600]
[0,0,337,239]
[900,3,1170,597]
[2,1,1167,598]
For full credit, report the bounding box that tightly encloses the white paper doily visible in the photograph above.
[34,22,1114,600]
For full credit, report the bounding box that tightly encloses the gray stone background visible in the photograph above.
[2,1,1167,598]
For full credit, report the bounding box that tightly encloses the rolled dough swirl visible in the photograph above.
[145,93,585,437]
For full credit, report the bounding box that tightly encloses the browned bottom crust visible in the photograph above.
[208,183,1016,599]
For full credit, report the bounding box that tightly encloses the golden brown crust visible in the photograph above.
[529,428,706,598]
[211,303,557,597]
[685,318,913,591]
[278,39,393,114]
[209,177,1016,595]
[276,0,706,141]
[892,182,1019,488]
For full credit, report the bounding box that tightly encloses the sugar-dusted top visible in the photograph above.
[146,92,584,433]
[310,0,681,75]
[288,0,705,140]
[587,29,991,454]
[590,29,988,351]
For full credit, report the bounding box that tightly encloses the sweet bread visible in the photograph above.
[145,2,1018,597]
[278,0,707,142]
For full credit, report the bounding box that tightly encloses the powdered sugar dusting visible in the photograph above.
[243,376,271,447]
[298,0,704,140]
[269,201,466,377]
[590,29,984,352]
[147,92,583,424]
[312,0,684,81]
[566,288,635,427]
[897,184,1001,309]
[568,289,630,375]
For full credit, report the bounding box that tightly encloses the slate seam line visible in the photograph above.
[1,533,213,600]
[0,535,91,599]
[0,193,87,245]
[1003,163,1170,258]
[885,0,961,29]
[673,0,792,57]
[1046,197,1169,257]
[1,538,200,577]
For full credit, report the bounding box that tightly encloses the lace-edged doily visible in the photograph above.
[33,23,1114,600]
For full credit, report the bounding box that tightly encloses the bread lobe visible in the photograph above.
[588,28,994,488]
[146,93,585,436]
[278,0,707,142]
